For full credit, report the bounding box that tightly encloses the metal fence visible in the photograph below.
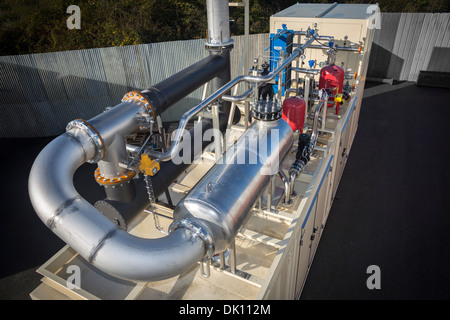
[368,12,450,82]
[1,12,449,138]
[0,34,269,138]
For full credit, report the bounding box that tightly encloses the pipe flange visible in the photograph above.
[205,43,234,52]
[169,219,215,259]
[252,108,282,122]
[122,91,155,121]
[205,37,234,51]
[66,119,105,163]
[252,100,282,122]
[94,167,136,186]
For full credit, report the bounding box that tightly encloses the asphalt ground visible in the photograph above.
[0,138,105,300]
[300,81,450,300]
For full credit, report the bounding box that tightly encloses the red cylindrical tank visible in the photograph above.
[318,64,345,114]
[282,96,306,132]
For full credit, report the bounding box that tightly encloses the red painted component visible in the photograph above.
[319,64,345,114]
[282,96,306,132]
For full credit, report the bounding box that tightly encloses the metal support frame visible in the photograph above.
[304,76,311,126]
[212,104,222,160]
[229,240,237,274]
[293,43,360,52]
[266,177,273,212]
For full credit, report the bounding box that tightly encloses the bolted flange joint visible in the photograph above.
[169,219,215,261]
[121,91,156,122]
[66,119,106,164]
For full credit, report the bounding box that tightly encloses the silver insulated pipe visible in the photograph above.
[28,102,207,281]
[206,0,233,49]
[28,104,293,281]
[173,119,294,253]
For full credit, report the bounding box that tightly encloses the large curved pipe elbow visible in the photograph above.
[28,131,206,282]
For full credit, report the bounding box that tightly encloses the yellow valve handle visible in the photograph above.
[334,94,344,105]
[139,153,160,176]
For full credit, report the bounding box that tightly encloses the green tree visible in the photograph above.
[1,0,449,55]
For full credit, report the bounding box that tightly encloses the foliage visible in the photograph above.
[0,0,449,55]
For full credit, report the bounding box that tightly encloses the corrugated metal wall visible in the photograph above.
[0,34,269,138]
[368,12,450,81]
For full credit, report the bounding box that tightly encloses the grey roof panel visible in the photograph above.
[272,3,376,20]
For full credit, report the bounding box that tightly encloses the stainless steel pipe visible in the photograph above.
[294,43,360,52]
[310,98,326,147]
[293,31,333,41]
[206,0,233,48]
[292,67,320,75]
[173,119,294,252]
[28,127,206,282]
[88,100,145,149]
[28,54,231,281]
[278,169,292,205]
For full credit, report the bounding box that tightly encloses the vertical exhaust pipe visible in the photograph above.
[205,0,239,125]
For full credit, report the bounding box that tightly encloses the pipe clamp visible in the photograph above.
[169,219,215,260]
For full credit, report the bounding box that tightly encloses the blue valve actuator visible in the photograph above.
[328,41,334,48]
[308,60,315,68]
